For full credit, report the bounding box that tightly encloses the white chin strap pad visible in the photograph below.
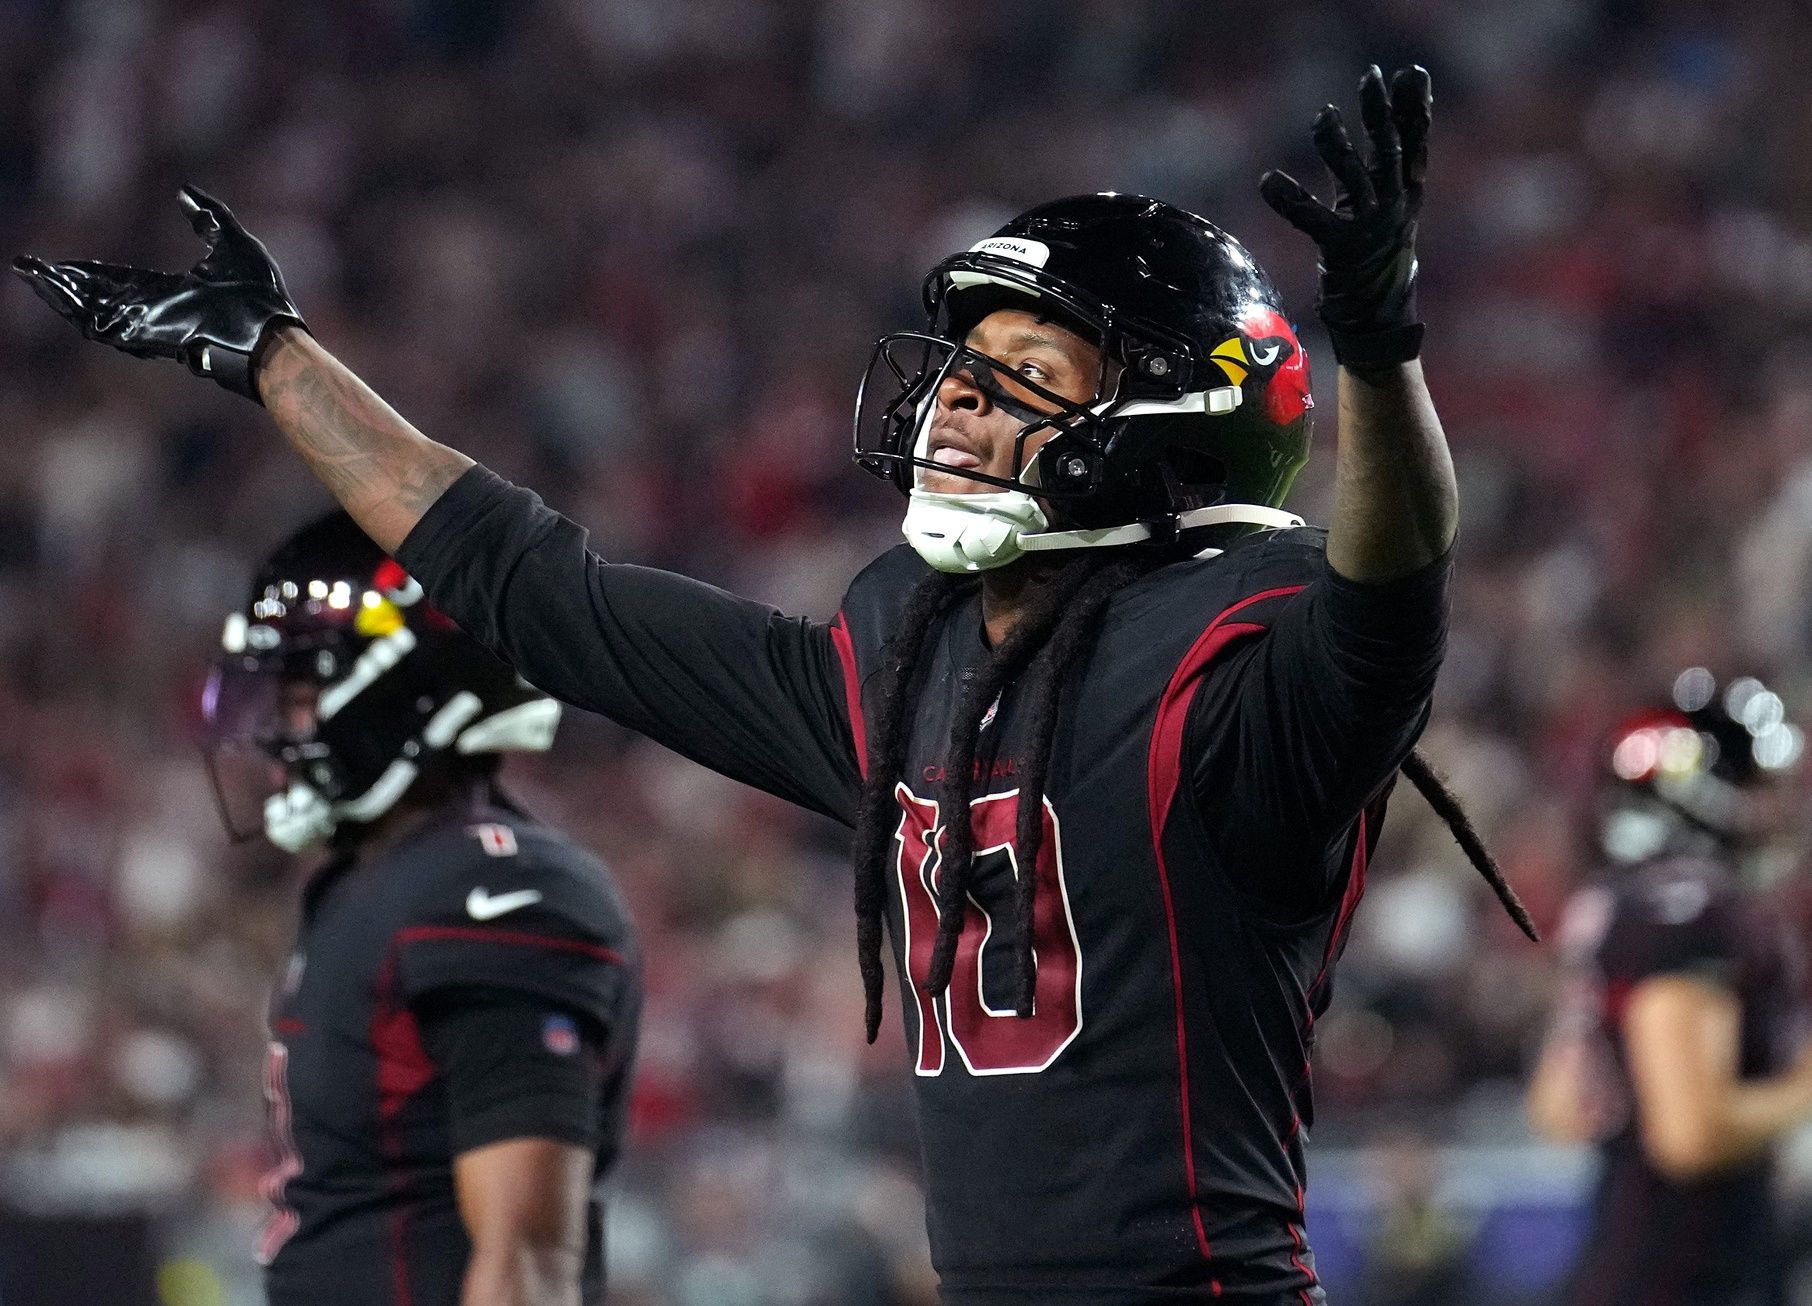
[264,782,338,853]
[903,489,1050,573]
[903,491,1303,573]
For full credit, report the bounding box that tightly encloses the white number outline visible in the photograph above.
[892,783,1085,1077]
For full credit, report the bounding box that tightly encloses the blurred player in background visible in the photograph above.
[205,513,640,1306]
[1527,669,1812,1306]
[17,64,1534,1303]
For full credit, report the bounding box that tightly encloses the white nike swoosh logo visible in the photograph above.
[466,888,543,921]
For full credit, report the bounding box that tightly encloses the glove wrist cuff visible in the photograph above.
[1326,321,1423,369]
[192,340,259,401]
[186,313,308,405]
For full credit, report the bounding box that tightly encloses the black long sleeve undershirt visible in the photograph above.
[401,466,1447,912]
[398,466,861,824]
[1185,542,1451,916]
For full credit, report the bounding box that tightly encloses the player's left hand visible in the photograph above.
[1260,64,1430,370]
[13,185,307,404]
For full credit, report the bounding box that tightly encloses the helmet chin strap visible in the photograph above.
[259,692,491,852]
[264,781,338,853]
[902,385,1302,571]
[1018,502,1305,552]
[903,487,1303,574]
[903,487,1050,573]
[261,758,426,852]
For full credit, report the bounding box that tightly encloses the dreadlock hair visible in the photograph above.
[851,569,973,1041]
[1401,748,1540,941]
[849,550,1539,1045]
[850,552,1156,1041]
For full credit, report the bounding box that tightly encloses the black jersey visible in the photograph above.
[260,801,640,1306]
[1559,857,1802,1306]
[398,467,1448,1303]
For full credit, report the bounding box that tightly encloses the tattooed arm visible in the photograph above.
[16,187,464,544]
[256,326,473,554]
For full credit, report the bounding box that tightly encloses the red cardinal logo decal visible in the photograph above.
[1238,306,1312,426]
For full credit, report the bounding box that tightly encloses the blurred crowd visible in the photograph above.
[5,0,1812,1302]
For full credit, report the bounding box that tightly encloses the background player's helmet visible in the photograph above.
[1599,667,1803,863]
[854,192,1313,571]
[202,512,559,851]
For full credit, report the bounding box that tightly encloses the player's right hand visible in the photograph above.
[13,185,306,405]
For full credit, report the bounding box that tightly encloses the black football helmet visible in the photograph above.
[1599,668,1802,863]
[202,513,559,850]
[855,192,1313,560]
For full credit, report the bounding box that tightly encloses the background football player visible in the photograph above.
[1527,671,1811,1306]
[204,512,641,1306]
[19,64,1530,1303]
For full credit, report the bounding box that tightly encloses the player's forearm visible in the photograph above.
[1526,1034,1599,1145]
[256,325,473,554]
[1635,1037,1812,1178]
[1325,360,1457,583]
[460,1241,582,1306]
[1663,1074,1812,1177]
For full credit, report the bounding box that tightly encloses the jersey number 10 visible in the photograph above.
[894,785,1084,1076]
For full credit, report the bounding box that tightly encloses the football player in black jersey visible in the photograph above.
[202,513,640,1306]
[20,65,1532,1303]
[1528,670,1811,1306]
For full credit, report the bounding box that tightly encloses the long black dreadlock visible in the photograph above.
[923,555,1154,1008]
[849,550,1536,1045]
[1401,748,1539,941]
[851,569,972,1042]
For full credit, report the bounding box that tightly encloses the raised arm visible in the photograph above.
[1186,67,1457,913]
[256,326,471,553]
[1328,362,1454,579]
[14,185,468,554]
[14,190,862,821]
[1261,65,1457,581]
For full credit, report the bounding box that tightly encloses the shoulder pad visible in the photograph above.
[393,821,635,1021]
[398,818,626,938]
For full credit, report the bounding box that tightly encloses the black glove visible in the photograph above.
[13,185,307,404]
[1260,65,1431,370]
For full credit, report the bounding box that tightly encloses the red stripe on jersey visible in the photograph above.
[371,952,432,1306]
[1280,781,1379,1303]
[395,925,625,966]
[1307,811,1372,1011]
[371,953,435,1124]
[1146,583,1307,1277]
[1289,1184,1315,1306]
[831,611,869,778]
